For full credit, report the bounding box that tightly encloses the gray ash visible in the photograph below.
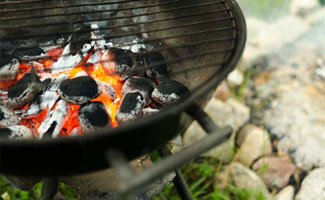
[137,52,169,81]
[109,48,134,79]
[7,71,43,109]
[0,105,20,127]
[0,53,19,81]
[151,79,189,106]
[78,101,110,132]
[116,92,144,124]
[142,107,160,117]
[0,125,33,140]
[122,76,155,106]
[12,47,45,59]
[58,76,101,104]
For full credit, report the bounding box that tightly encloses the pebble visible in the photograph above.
[236,124,272,166]
[295,168,325,200]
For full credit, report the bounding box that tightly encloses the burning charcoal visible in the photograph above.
[78,101,110,132]
[0,126,33,140]
[137,52,169,81]
[58,76,101,104]
[0,52,19,81]
[69,25,92,55]
[152,79,189,106]
[108,48,134,79]
[116,92,145,124]
[23,91,59,117]
[142,107,160,117]
[12,47,45,59]
[7,71,44,109]
[121,76,155,106]
[102,82,116,99]
[38,100,68,139]
[0,105,20,127]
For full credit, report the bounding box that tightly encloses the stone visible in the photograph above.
[252,156,297,189]
[227,69,244,87]
[231,162,272,200]
[236,124,272,167]
[183,98,250,163]
[214,81,230,101]
[247,21,325,170]
[295,168,325,200]
[289,0,319,16]
[275,185,295,200]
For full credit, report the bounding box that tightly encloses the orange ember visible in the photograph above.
[3,46,125,137]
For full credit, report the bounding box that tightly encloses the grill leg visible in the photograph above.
[41,177,58,200]
[158,146,193,200]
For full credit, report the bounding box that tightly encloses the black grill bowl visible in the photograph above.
[0,0,246,176]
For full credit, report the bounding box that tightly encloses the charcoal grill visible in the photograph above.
[0,0,246,199]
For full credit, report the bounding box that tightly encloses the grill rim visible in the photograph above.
[0,0,246,176]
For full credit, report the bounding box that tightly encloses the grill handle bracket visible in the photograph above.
[106,124,232,198]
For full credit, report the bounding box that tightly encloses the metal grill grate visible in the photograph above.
[0,0,237,90]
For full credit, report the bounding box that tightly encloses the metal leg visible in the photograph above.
[41,177,58,200]
[158,146,193,200]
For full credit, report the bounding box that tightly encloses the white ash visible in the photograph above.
[151,90,180,105]
[51,44,82,73]
[38,100,68,139]
[70,127,82,137]
[74,71,89,77]
[47,74,68,92]
[0,58,19,82]
[88,51,101,64]
[23,91,59,117]
[0,90,8,102]
[90,24,107,50]
[142,107,160,117]
[0,105,20,127]
[97,81,116,99]
[0,125,34,140]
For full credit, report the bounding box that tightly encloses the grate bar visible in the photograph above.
[0,2,228,29]
[0,0,140,6]
[1,0,184,18]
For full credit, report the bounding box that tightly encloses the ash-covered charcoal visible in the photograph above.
[116,92,145,124]
[0,52,19,81]
[102,82,117,99]
[23,91,59,117]
[12,47,45,59]
[0,126,33,140]
[58,76,101,104]
[78,101,110,132]
[7,71,44,109]
[0,105,20,127]
[137,52,169,81]
[108,48,134,79]
[69,25,92,55]
[142,107,160,117]
[121,76,155,106]
[38,100,68,139]
[152,79,190,106]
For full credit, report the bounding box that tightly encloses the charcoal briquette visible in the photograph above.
[137,52,169,81]
[151,79,189,105]
[7,71,43,108]
[12,47,45,59]
[58,76,101,104]
[0,125,33,140]
[122,76,155,106]
[109,48,134,79]
[0,52,19,81]
[0,105,20,127]
[116,92,144,124]
[78,101,110,132]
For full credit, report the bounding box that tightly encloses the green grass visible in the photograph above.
[155,158,266,200]
[0,177,78,200]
